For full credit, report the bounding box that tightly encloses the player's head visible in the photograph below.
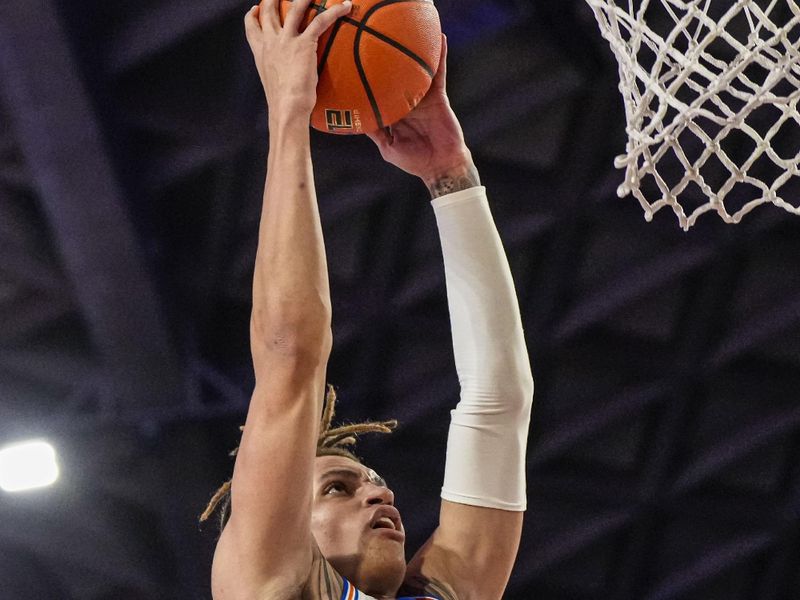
[201,387,402,593]
[310,391,404,595]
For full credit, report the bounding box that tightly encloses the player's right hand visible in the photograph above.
[366,35,473,189]
[244,0,352,121]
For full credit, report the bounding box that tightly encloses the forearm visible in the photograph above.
[251,115,332,368]
[432,160,530,389]
[209,4,350,593]
[433,164,533,511]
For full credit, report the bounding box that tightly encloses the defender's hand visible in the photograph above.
[244,0,352,122]
[367,35,475,193]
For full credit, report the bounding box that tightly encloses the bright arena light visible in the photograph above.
[0,440,60,492]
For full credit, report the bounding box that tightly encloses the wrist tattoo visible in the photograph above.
[427,163,481,199]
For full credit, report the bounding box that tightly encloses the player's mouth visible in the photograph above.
[369,506,405,541]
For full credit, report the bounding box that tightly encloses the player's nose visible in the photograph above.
[365,484,394,506]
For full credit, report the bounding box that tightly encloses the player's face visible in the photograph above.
[311,455,406,595]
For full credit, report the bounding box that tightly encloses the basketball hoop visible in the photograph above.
[587,0,800,229]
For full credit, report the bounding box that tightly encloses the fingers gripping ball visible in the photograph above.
[280,0,442,135]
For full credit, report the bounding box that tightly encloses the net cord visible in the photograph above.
[587,0,800,229]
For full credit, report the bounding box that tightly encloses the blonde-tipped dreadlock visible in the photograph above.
[200,385,397,530]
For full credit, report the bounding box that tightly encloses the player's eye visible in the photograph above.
[323,481,349,495]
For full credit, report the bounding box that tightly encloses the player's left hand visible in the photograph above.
[366,35,473,188]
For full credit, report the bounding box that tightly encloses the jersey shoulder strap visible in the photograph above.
[340,578,440,600]
[305,550,443,600]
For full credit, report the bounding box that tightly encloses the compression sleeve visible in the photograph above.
[432,186,534,511]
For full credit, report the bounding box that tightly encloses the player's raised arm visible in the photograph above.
[368,36,534,600]
[209,0,352,598]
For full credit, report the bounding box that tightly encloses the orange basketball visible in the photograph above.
[280,0,442,134]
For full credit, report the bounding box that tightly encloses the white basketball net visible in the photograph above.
[587,0,800,229]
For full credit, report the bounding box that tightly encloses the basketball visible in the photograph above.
[280,0,442,135]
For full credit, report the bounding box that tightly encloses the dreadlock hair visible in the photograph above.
[200,385,397,532]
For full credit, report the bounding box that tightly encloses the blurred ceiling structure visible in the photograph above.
[0,0,799,598]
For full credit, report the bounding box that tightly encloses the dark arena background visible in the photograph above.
[1,0,800,598]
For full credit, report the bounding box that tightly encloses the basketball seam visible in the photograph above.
[302,0,437,76]
[317,17,344,76]
[340,16,435,78]
[353,28,383,129]
[353,0,437,130]
[308,0,437,131]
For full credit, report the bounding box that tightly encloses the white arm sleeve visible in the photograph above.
[433,186,534,512]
